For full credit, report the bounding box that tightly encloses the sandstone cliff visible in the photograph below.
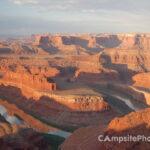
[2,33,150,55]
[0,65,57,92]
[35,33,150,51]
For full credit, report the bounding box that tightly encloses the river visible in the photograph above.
[0,105,26,125]
[0,105,71,138]
[112,95,140,111]
[48,130,71,138]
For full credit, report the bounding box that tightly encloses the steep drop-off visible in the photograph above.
[60,107,150,150]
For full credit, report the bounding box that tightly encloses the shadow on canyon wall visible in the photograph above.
[99,53,137,84]
[22,46,34,53]
[0,48,12,54]
[55,66,78,78]
[35,35,123,55]
[96,35,122,48]
[62,36,104,54]
[39,45,60,55]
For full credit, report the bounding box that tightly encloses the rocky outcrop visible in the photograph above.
[54,53,120,81]
[33,33,150,55]
[35,33,150,50]
[55,95,110,111]
[52,47,150,83]
[60,108,150,150]
[2,71,56,92]
[100,108,150,150]
[98,48,150,83]
[59,125,106,150]
[0,84,117,129]
[132,72,150,89]
[99,49,150,71]
[0,65,57,92]
[28,65,60,77]
[0,64,60,78]
[75,69,119,81]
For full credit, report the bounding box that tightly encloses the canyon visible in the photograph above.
[0,33,150,149]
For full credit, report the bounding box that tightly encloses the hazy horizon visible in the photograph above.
[1,0,150,37]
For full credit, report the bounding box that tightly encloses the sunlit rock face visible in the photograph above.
[60,108,150,150]
[132,72,150,89]
[0,64,57,92]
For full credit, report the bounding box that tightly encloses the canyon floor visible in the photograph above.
[0,33,150,150]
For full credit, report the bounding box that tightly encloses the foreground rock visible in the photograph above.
[60,108,150,150]
[0,116,50,150]
[59,125,106,150]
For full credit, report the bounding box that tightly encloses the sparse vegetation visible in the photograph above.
[14,114,24,121]
[39,132,65,150]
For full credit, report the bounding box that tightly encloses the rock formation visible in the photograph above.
[99,48,150,82]
[0,65,57,92]
[1,33,150,55]
[100,108,150,150]
[132,72,150,89]
[35,33,150,51]
[0,84,117,128]
[59,125,106,150]
[60,108,150,150]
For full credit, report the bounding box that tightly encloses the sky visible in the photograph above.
[0,0,150,37]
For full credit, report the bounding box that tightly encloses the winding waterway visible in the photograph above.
[48,130,71,138]
[0,105,25,125]
[112,95,140,111]
[0,105,71,138]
